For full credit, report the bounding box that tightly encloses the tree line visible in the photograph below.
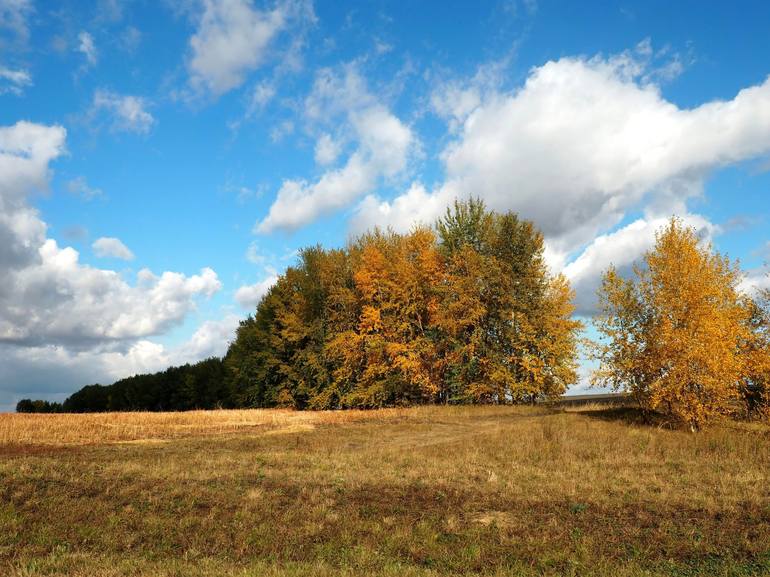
[17,202,770,429]
[18,200,581,413]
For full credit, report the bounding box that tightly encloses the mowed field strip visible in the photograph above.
[1,405,769,576]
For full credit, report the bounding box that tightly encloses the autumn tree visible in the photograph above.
[56,198,585,414]
[435,199,581,403]
[740,287,770,418]
[592,218,751,430]
[326,227,443,407]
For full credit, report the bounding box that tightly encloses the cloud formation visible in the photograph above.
[0,120,222,380]
[188,0,314,96]
[257,64,417,232]
[0,0,32,44]
[355,49,770,268]
[0,65,31,95]
[0,315,241,412]
[563,214,718,315]
[92,237,135,260]
[235,272,279,308]
[77,31,98,67]
[92,90,155,134]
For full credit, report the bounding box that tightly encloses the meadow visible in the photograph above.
[1,405,769,576]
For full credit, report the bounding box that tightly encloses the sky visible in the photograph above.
[2,0,770,411]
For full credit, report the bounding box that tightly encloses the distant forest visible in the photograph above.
[18,200,582,413]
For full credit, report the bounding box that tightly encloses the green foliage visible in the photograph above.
[57,357,231,413]
[15,399,63,413]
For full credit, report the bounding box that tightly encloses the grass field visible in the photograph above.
[1,405,769,576]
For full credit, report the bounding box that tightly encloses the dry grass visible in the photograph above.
[1,405,769,576]
[0,407,416,446]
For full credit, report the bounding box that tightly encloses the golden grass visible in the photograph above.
[1,405,769,576]
[0,407,420,445]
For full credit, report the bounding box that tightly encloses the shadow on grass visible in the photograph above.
[574,405,679,429]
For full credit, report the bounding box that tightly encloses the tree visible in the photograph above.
[592,218,751,430]
[326,227,443,407]
[60,199,582,412]
[16,399,36,413]
[16,398,62,413]
[435,199,581,403]
[741,288,770,418]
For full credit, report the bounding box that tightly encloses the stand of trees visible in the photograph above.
[591,218,770,430]
[17,208,770,428]
[19,200,582,413]
[16,357,230,413]
[228,199,582,409]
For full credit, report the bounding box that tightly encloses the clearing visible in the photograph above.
[1,405,769,576]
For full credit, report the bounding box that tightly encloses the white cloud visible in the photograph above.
[187,0,314,97]
[173,314,241,363]
[0,120,222,352]
[429,58,508,131]
[245,241,266,264]
[269,119,294,142]
[0,314,242,412]
[357,49,770,260]
[314,132,341,166]
[257,64,417,232]
[120,26,142,53]
[77,31,98,67]
[563,213,718,315]
[92,89,155,134]
[740,267,770,297]
[0,65,31,95]
[352,182,448,235]
[235,273,278,308]
[0,1,33,98]
[246,79,276,115]
[92,236,135,260]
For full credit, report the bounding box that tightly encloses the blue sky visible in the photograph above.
[1,0,770,411]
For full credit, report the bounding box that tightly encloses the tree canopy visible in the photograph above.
[32,200,581,413]
[591,218,769,429]
[226,200,582,409]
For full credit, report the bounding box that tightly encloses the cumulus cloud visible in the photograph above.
[92,89,155,134]
[187,0,314,97]
[0,314,241,412]
[174,314,241,363]
[356,48,770,262]
[92,236,135,260]
[0,119,230,409]
[257,64,417,232]
[563,213,719,315]
[352,182,447,235]
[235,272,278,308]
[429,58,508,131]
[0,120,222,350]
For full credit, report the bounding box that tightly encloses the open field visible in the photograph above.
[1,406,769,576]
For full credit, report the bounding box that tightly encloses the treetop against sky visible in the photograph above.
[2,0,770,410]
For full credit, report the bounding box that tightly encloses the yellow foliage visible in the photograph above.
[593,218,753,429]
